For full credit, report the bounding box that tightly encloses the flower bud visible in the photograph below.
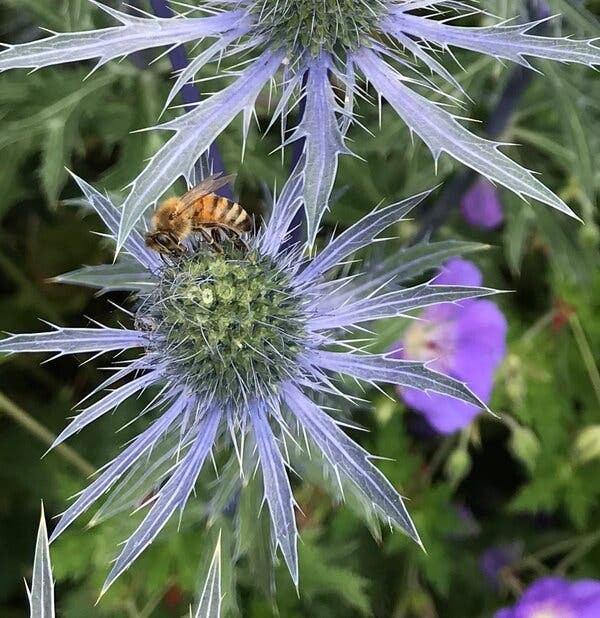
[579,221,600,251]
[504,354,526,405]
[445,448,471,486]
[509,425,540,472]
[574,425,600,464]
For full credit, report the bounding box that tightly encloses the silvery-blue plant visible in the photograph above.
[0,170,497,593]
[27,505,55,618]
[1,1,598,246]
[25,504,221,616]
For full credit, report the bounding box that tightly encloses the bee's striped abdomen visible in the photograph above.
[196,194,252,232]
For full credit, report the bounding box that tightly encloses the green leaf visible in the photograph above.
[193,531,223,618]
[503,193,535,275]
[297,531,371,616]
[544,62,596,221]
[544,0,600,36]
[40,115,70,204]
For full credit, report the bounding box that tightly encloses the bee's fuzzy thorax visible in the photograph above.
[151,197,192,237]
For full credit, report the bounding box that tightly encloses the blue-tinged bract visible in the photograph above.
[0,171,497,592]
[27,504,55,618]
[0,1,598,246]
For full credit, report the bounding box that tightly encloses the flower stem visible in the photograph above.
[0,391,95,477]
[148,0,232,199]
[569,313,600,409]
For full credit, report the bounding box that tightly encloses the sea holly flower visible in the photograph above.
[461,178,504,230]
[0,172,497,593]
[1,3,599,248]
[496,577,600,618]
[391,258,507,434]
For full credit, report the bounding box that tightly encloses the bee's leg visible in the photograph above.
[196,227,211,244]
[231,230,249,251]
[211,229,225,254]
[199,228,224,254]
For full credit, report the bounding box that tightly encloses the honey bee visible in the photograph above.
[145,173,252,257]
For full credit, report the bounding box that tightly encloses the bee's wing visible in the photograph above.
[181,173,236,207]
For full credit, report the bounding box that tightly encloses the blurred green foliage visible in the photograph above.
[1,1,600,616]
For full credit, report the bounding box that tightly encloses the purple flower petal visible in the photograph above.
[571,580,600,616]
[395,259,506,434]
[433,257,484,288]
[461,178,504,230]
[401,389,481,434]
[480,543,522,590]
[450,300,507,398]
[495,576,600,618]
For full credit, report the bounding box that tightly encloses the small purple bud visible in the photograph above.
[533,1,552,20]
[393,258,507,434]
[479,542,522,591]
[461,178,504,230]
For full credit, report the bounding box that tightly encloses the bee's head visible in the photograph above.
[145,231,186,257]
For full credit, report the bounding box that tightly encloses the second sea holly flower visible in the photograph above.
[1,1,599,247]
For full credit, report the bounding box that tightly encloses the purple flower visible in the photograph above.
[480,543,523,590]
[392,258,507,434]
[0,173,495,593]
[461,178,504,230]
[496,577,600,618]
[0,3,595,248]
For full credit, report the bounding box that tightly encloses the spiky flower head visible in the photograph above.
[251,0,382,55]
[136,245,306,406]
[0,171,498,594]
[1,1,598,248]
